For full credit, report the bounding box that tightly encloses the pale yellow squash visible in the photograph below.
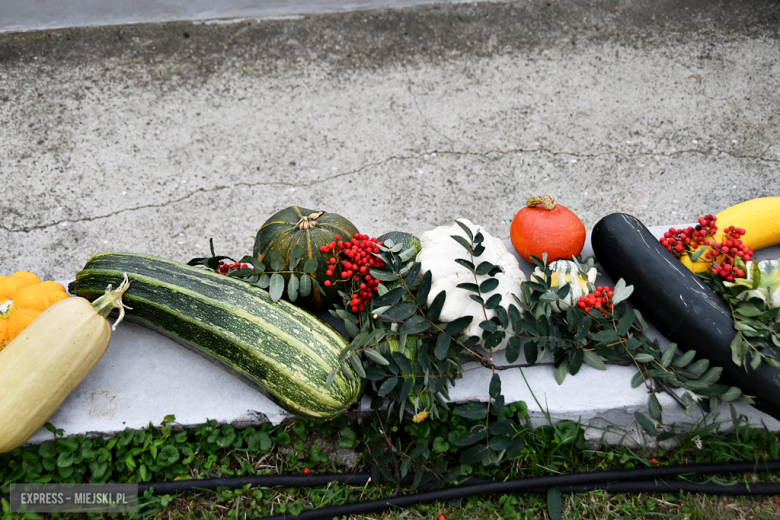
[0,276,129,453]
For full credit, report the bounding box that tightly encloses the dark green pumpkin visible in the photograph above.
[253,206,359,310]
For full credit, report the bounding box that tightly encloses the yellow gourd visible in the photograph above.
[0,276,130,453]
[0,271,71,350]
[682,197,780,273]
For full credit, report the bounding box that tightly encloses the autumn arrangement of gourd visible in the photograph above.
[2,196,780,485]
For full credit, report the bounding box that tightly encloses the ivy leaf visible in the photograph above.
[269,273,285,302]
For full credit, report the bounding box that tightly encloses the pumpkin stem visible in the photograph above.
[527,194,556,210]
[91,273,132,330]
[295,210,325,230]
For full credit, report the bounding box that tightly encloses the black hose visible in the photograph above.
[254,460,780,520]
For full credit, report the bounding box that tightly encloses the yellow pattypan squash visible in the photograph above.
[0,271,70,350]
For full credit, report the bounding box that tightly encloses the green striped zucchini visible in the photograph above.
[71,253,363,420]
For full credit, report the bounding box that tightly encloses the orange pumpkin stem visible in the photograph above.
[526,195,556,211]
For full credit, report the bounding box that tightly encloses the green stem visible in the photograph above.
[91,274,131,329]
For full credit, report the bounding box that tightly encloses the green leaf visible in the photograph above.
[269,273,285,302]
[378,377,398,396]
[400,315,431,335]
[417,271,432,305]
[631,371,645,388]
[382,301,418,321]
[392,352,414,375]
[287,274,299,302]
[455,258,475,272]
[288,244,303,269]
[648,393,663,421]
[582,350,606,370]
[369,267,400,282]
[489,373,501,398]
[338,427,357,449]
[634,352,655,363]
[554,359,569,385]
[454,220,474,241]
[634,411,657,436]
[450,234,473,253]
[426,291,446,322]
[459,443,490,465]
[591,329,620,343]
[616,309,635,336]
[673,348,696,368]
[372,287,406,308]
[506,336,522,363]
[661,344,677,367]
[454,403,488,420]
[303,258,318,274]
[547,488,563,520]
[485,294,502,309]
[435,333,451,360]
[690,245,707,262]
[269,250,286,272]
[454,427,487,447]
[405,262,422,285]
[480,278,499,293]
[611,278,634,305]
[432,436,450,453]
[444,316,473,335]
[457,282,480,293]
[365,347,390,366]
[349,354,366,378]
[296,274,311,298]
[688,358,710,377]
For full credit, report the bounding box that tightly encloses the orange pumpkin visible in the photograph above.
[510,194,586,263]
[0,271,70,350]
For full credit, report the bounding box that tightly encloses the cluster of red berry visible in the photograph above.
[706,225,753,281]
[216,261,254,275]
[659,215,753,281]
[577,286,615,314]
[660,215,718,257]
[319,233,386,313]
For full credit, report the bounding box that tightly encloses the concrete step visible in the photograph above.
[25,226,780,447]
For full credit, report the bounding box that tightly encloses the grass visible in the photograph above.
[2,409,779,520]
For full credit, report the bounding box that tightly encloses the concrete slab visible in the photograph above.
[1,0,779,282]
[25,228,780,447]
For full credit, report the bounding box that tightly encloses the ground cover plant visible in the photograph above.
[1,409,779,520]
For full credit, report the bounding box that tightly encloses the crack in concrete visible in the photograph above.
[2,147,777,233]
[405,72,458,151]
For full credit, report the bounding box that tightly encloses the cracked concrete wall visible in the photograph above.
[1,0,779,280]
